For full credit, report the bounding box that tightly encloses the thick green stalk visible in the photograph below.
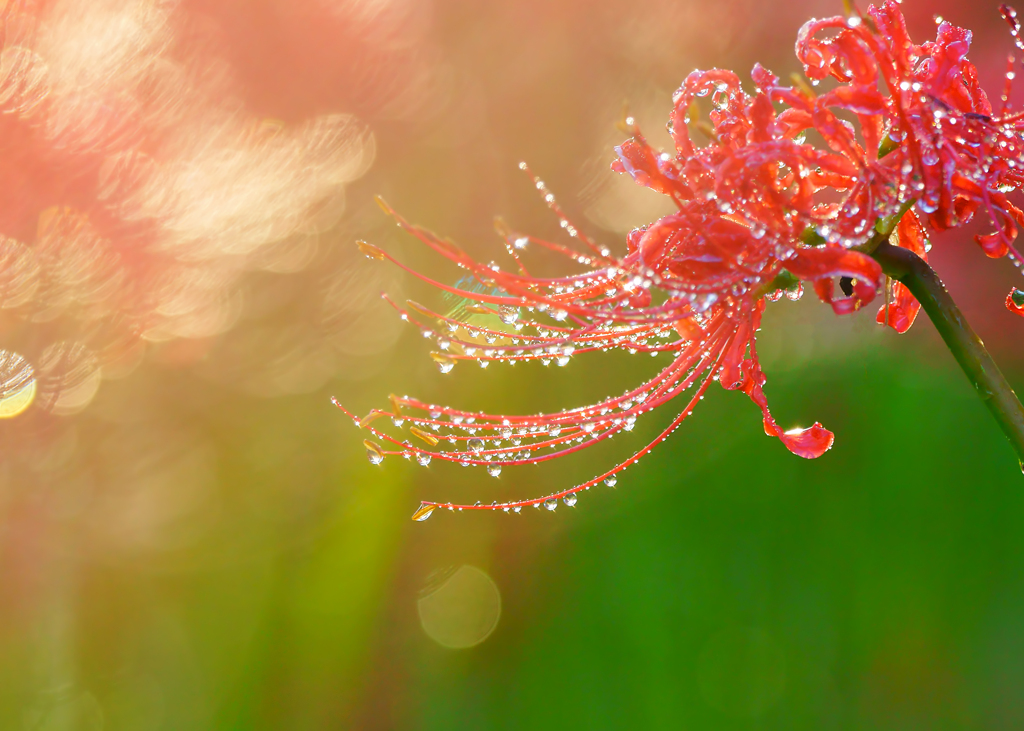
[870,241,1024,471]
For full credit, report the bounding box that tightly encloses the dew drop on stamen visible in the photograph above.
[604,475,618,487]
[431,353,456,373]
[468,438,485,453]
[412,503,435,521]
[544,498,558,511]
[498,305,520,324]
[365,440,385,465]
[564,493,578,507]
[487,464,502,477]
[416,453,432,466]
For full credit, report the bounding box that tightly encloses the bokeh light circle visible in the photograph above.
[0,350,36,418]
[417,565,501,649]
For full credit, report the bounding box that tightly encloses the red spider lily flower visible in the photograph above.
[876,209,928,332]
[336,1,1024,520]
[794,1,1024,319]
[336,162,877,520]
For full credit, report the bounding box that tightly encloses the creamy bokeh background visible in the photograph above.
[1,0,1023,728]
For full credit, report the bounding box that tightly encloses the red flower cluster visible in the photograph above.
[336,1,1024,520]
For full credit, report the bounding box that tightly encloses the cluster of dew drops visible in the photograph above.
[340,166,741,521]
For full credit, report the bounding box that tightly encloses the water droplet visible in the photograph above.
[564,493,577,507]
[604,475,617,487]
[498,305,520,324]
[468,438,485,453]
[364,439,385,465]
[431,353,456,373]
[544,498,558,511]
[412,503,435,521]
[487,465,502,477]
[416,453,432,466]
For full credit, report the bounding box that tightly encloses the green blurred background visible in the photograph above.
[2,0,1024,728]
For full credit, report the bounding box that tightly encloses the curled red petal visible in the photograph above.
[613,134,689,199]
[778,423,836,459]
[876,211,926,333]
[822,86,887,116]
[976,230,1011,259]
[784,245,882,314]
[730,303,834,459]
[876,281,922,333]
[718,319,752,390]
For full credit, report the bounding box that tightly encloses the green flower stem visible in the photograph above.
[869,241,1024,472]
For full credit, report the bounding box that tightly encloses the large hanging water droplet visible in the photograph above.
[412,503,435,521]
[468,438,485,453]
[364,439,385,465]
[498,305,520,325]
[416,453,432,466]
[487,464,502,477]
[431,353,456,374]
[563,493,577,507]
[604,475,617,487]
[544,498,558,511]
